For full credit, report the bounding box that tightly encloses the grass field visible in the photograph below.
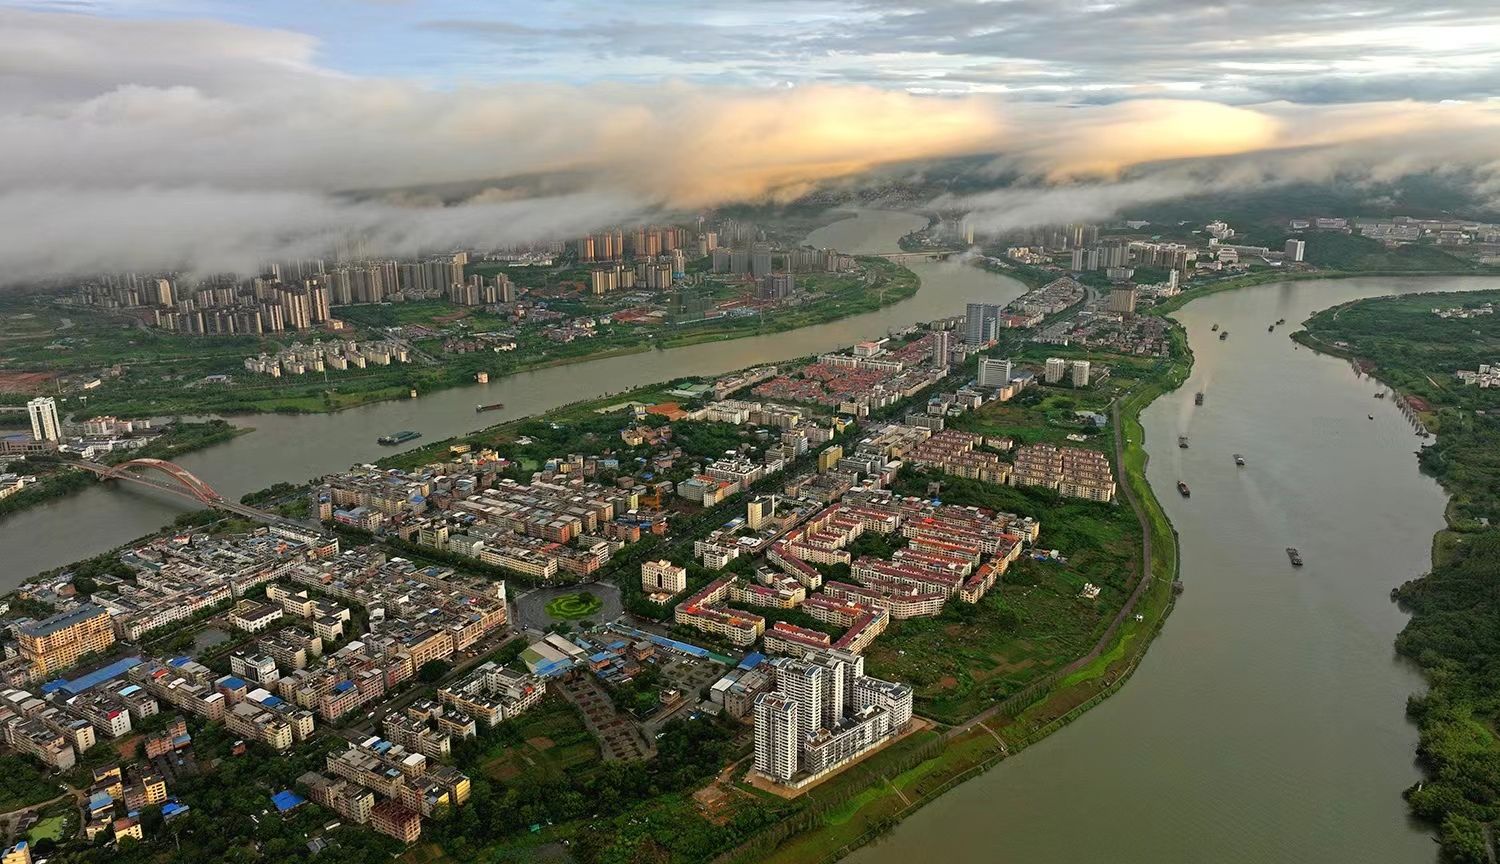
[28,814,67,843]
[543,592,604,620]
[477,697,599,784]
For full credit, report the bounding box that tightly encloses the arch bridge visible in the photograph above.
[72,458,281,522]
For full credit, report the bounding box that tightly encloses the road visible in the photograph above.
[942,396,1159,740]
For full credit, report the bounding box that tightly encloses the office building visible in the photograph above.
[1285,238,1306,262]
[640,560,687,595]
[964,303,1001,346]
[26,398,60,443]
[977,358,1012,388]
[746,495,776,530]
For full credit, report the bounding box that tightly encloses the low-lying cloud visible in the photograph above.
[2,8,1500,283]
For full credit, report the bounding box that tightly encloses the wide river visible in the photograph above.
[2,210,1023,584]
[847,273,1498,864]
[4,212,1493,862]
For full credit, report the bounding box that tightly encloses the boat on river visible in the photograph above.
[1375,391,1386,399]
[475,402,506,412]
[1286,547,1304,567]
[1211,323,1219,331]
[1234,453,1245,466]
[1219,331,1230,341]
[1177,481,1191,497]
[378,430,422,445]
[1276,318,1286,325]
[1194,392,1204,405]
[1268,324,1275,332]
[1178,435,1190,449]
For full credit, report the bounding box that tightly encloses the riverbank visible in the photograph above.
[715,329,1190,864]
[0,419,248,522]
[41,258,919,420]
[1155,266,1498,315]
[0,212,1027,586]
[759,274,1499,864]
[1294,290,1500,864]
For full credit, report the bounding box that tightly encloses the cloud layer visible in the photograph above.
[2,7,1500,282]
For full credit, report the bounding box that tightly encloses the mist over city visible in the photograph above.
[0,4,1498,864]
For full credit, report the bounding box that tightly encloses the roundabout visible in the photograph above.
[544,592,604,620]
[515,583,624,632]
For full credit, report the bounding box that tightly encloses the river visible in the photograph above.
[6,214,1494,863]
[846,274,1498,864]
[2,210,1025,584]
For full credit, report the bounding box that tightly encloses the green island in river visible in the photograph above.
[1297,290,1500,864]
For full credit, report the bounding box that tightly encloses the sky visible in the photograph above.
[2,0,1499,280]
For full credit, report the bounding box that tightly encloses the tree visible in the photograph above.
[1439,814,1490,864]
[418,659,452,683]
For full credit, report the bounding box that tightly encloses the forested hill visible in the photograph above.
[1300,290,1500,864]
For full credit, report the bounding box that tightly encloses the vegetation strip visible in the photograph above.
[1296,289,1500,864]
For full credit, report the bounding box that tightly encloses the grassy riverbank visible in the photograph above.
[1296,289,1500,864]
[717,331,1189,864]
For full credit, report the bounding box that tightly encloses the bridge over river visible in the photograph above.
[70,457,297,524]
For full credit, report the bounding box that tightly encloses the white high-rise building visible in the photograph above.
[1044,357,1067,384]
[854,676,913,728]
[1284,238,1306,262]
[932,330,951,371]
[978,358,1012,388]
[27,397,61,443]
[752,693,799,781]
[753,648,910,786]
[776,658,826,741]
[1071,360,1091,388]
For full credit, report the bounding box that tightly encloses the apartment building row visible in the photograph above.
[436,661,547,727]
[242,339,408,377]
[902,429,1011,485]
[1010,443,1116,502]
[128,656,317,751]
[673,577,767,647]
[300,736,471,844]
